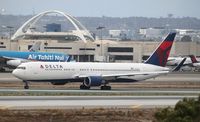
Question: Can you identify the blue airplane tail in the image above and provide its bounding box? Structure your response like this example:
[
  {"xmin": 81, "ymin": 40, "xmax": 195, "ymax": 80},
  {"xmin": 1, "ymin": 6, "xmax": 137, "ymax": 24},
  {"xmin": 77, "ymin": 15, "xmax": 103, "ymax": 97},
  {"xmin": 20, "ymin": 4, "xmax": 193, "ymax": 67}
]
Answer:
[{"xmin": 145, "ymin": 32, "xmax": 176, "ymax": 67}]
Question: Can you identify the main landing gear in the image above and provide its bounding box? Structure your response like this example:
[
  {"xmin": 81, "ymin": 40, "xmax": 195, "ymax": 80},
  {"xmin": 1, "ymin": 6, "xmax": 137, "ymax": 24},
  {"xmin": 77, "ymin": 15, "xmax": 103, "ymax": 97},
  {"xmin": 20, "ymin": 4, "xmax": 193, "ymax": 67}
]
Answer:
[
  {"xmin": 0, "ymin": 68, "xmax": 5, "ymax": 72},
  {"xmin": 79, "ymin": 84, "xmax": 111, "ymax": 90},
  {"xmin": 101, "ymin": 85, "xmax": 111, "ymax": 90},
  {"xmin": 80, "ymin": 84, "xmax": 90, "ymax": 90},
  {"xmin": 23, "ymin": 81, "xmax": 29, "ymax": 89}
]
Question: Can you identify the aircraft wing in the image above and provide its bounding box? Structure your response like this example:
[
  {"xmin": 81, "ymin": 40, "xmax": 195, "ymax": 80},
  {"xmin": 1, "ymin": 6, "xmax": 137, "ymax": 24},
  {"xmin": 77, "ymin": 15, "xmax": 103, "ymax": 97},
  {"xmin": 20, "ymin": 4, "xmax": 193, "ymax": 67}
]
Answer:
[
  {"xmin": 0, "ymin": 56, "xmax": 13, "ymax": 62},
  {"xmin": 0, "ymin": 56, "xmax": 18, "ymax": 68},
  {"xmin": 0, "ymin": 56, "xmax": 28, "ymax": 65},
  {"xmin": 0, "ymin": 56, "xmax": 22, "ymax": 61},
  {"xmin": 74, "ymin": 71, "xmax": 169, "ymax": 78}
]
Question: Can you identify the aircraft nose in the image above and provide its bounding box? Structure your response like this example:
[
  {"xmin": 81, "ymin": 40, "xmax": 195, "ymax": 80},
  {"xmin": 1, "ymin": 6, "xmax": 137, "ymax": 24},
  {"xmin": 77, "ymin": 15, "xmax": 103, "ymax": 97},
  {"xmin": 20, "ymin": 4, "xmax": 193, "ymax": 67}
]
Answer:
[
  {"xmin": 12, "ymin": 69, "xmax": 19, "ymax": 77},
  {"xmin": 12, "ymin": 69, "xmax": 23, "ymax": 79}
]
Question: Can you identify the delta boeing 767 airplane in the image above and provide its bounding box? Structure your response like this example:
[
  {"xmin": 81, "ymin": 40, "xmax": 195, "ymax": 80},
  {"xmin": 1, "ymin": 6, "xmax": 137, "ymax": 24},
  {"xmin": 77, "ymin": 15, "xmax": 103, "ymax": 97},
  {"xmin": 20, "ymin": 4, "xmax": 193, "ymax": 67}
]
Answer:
[{"xmin": 13, "ymin": 33, "xmax": 176, "ymax": 90}]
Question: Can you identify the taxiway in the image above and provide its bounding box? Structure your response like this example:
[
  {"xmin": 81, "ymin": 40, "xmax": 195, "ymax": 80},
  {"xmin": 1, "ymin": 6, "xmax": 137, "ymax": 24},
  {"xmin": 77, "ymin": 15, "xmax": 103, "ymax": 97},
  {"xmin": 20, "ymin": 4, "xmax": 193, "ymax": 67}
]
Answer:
[
  {"xmin": 0, "ymin": 72, "xmax": 199, "ymax": 110},
  {"xmin": 0, "ymin": 96, "xmax": 198, "ymax": 110}
]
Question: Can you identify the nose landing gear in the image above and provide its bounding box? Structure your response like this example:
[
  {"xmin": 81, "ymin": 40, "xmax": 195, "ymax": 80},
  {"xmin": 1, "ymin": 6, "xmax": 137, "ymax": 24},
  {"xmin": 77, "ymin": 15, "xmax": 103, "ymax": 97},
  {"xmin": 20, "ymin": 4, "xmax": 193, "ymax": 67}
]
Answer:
[{"xmin": 23, "ymin": 81, "xmax": 29, "ymax": 89}]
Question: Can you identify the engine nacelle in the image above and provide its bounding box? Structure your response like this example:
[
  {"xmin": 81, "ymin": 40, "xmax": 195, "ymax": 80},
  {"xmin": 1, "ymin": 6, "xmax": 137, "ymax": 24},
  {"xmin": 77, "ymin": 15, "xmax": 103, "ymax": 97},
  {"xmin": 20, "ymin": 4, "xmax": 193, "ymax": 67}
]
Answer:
[
  {"xmin": 6, "ymin": 60, "xmax": 22, "ymax": 67},
  {"xmin": 83, "ymin": 76, "xmax": 104, "ymax": 87}
]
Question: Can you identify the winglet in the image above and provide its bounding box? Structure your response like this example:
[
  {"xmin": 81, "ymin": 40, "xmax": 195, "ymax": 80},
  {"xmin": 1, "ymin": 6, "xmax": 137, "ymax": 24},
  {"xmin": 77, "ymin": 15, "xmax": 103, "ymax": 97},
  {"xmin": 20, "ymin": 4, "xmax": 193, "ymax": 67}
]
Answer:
[
  {"xmin": 67, "ymin": 56, "xmax": 71, "ymax": 62},
  {"xmin": 172, "ymin": 57, "xmax": 186, "ymax": 72},
  {"xmin": 145, "ymin": 32, "xmax": 176, "ymax": 67}
]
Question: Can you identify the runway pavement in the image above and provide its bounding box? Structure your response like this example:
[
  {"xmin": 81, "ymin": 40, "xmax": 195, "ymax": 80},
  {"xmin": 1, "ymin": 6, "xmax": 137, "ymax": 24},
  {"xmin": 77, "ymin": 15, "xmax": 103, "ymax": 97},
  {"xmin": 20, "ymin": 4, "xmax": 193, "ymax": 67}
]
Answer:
[
  {"xmin": 0, "ymin": 96, "xmax": 198, "ymax": 109},
  {"xmin": 0, "ymin": 72, "xmax": 21, "ymax": 82},
  {"xmin": 0, "ymin": 88, "xmax": 199, "ymax": 94},
  {"xmin": 146, "ymin": 72, "xmax": 200, "ymax": 82},
  {"xmin": 0, "ymin": 72, "xmax": 199, "ymax": 110}
]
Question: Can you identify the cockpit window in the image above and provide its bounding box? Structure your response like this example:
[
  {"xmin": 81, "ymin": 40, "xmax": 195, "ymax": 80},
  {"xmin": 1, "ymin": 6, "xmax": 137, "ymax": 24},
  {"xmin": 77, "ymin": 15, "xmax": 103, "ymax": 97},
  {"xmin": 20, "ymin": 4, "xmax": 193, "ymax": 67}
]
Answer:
[{"xmin": 17, "ymin": 67, "xmax": 26, "ymax": 70}]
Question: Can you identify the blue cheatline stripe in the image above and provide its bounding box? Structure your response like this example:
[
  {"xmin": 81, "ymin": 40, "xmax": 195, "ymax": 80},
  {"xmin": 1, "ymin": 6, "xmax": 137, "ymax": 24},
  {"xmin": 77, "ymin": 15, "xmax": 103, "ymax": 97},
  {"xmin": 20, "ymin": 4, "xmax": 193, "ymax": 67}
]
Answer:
[{"xmin": 0, "ymin": 51, "xmax": 70, "ymax": 62}]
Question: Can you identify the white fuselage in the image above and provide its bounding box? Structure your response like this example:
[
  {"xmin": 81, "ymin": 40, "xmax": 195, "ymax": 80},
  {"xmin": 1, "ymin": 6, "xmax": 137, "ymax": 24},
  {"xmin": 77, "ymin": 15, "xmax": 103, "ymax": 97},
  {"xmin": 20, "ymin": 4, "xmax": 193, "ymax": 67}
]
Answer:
[
  {"xmin": 13, "ymin": 62, "xmax": 169, "ymax": 82},
  {"xmin": 167, "ymin": 57, "xmax": 192, "ymax": 66},
  {"xmin": 193, "ymin": 62, "xmax": 200, "ymax": 68}
]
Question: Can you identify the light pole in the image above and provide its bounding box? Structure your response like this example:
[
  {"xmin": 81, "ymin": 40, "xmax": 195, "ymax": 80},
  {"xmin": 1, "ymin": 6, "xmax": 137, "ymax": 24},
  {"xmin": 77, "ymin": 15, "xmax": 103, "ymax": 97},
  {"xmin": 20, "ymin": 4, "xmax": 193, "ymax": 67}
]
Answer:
[
  {"xmin": 44, "ymin": 41, "xmax": 48, "ymax": 52},
  {"xmin": 96, "ymin": 26, "xmax": 105, "ymax": 40},
  {"xmin": 96, "ymin": 26, "xmax": 105, "ymax": 57}
]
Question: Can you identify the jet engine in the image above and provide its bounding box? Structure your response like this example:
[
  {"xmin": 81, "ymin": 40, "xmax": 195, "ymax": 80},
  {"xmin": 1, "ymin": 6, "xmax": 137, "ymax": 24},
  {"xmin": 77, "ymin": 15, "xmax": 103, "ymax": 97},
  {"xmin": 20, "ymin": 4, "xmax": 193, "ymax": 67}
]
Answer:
[
  {"xmin": 83, "ymin": 76, "xmax": 104, "ymax": 87},
  {"xmin": 6, "ymin": 60, "xmax": 22, "ymax": 67}
]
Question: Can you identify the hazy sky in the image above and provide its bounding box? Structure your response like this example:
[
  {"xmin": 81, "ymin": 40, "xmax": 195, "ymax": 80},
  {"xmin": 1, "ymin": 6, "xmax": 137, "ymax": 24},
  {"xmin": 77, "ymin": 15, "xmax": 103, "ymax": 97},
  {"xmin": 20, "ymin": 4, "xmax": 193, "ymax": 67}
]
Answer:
[{"xmin": 0, "ymin": 0, "xmax": 199, "ymax": 18}]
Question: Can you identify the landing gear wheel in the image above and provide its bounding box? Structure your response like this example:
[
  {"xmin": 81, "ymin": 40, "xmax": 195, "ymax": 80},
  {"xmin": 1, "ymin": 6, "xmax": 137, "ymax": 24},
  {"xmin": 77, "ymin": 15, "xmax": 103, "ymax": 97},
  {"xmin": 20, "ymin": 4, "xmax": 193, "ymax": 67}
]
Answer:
[
  {"xmin": 101, "ymin": 85, "xmax": 111, "ymax": 90},
  {"xmin": 24, "ymin": 85, "xmax": 29, "ymax": 89},
  {"xmin": 80, "ymin": 84, "xmax": 90, "ymax": 90},
  {"xmin": 23, "ymin": 81, "xmax": 29, "ymax": 89},
  {"xmin": 0, "ymin": 68, "xmax": 5, "ymax": 72}
]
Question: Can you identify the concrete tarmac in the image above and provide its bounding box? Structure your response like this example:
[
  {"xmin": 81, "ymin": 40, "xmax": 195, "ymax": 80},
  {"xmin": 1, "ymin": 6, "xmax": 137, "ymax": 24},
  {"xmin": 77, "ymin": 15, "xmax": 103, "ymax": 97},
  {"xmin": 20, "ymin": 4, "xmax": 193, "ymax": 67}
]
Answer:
[
  {"xmin": 0, "ymin": 88, "xmax": 199, "ymax": 94},
  {"xmin": 0, "ymin": 96, "xmax": 198, "ymax": 109},
  {"xmin": 0, "ymin": 73, "xmax": 20, "ymax": 82},
  {"xmin": 0, "ymin": 72, "xmax": 199, "ymax": 110}
]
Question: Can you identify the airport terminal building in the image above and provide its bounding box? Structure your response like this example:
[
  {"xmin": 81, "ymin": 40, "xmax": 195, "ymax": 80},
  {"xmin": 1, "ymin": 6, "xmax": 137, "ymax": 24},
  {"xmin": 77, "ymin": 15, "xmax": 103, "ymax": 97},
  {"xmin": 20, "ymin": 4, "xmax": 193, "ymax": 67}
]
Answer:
[
  {"xmin": 0, "ymin": 10, "xmax": 200, "ymax": 63},
  {"xmin": 0, "ymin": 38, "xmax": 200, "ymax": 63}
]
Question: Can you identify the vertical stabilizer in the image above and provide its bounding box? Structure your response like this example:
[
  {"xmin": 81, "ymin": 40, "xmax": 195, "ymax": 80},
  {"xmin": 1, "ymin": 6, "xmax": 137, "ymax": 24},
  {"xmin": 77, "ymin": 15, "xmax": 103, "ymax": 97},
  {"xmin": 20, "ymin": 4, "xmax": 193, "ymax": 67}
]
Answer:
[
  {"xmin": 189, "ymin": 55, "xmax": 198, "ymax": 63},
  {"xmin": 145, "ymin": 33, "xmax": 176, "ymax": 67}
]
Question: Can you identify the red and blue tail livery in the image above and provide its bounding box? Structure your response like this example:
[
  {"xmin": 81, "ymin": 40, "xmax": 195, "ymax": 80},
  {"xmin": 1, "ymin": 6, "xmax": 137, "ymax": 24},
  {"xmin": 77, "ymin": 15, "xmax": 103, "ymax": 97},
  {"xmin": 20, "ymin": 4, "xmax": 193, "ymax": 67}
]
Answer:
[
  {"xmin": 145, "ymin": 32, "xmax": 176, "ymax": 67},
  {"xmin": 189, "ymin": 55, "xmax": 198, "ymax": 63}
]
